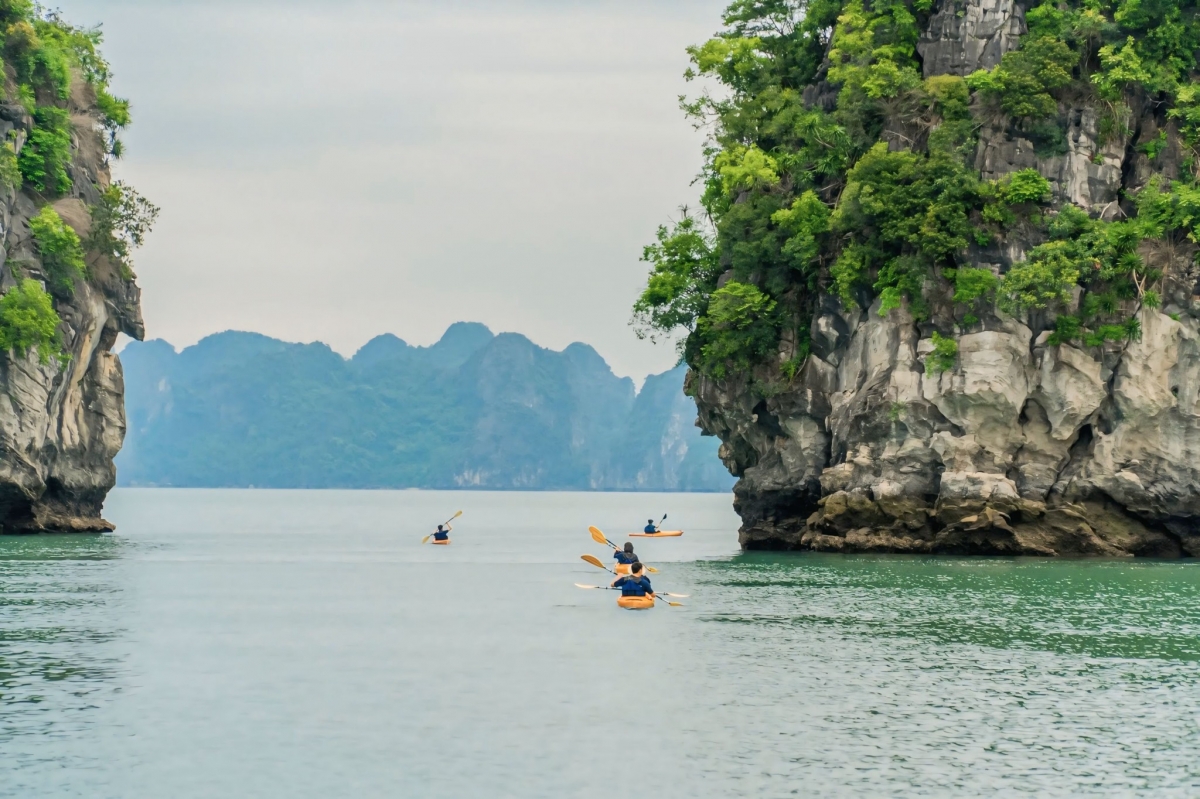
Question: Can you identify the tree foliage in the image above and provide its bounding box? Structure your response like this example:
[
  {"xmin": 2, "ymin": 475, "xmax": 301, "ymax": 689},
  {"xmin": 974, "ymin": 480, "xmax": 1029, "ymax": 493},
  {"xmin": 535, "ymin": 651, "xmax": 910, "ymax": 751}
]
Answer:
[
  {"xmin": 635, "ymin": 0, "xmax": 1200, "ymax": 384},
  {"xmin": 30, "ymin": 205, "xmax": 87, "ymax": 297},
  {"xmin": 925, "ymin": 331, "xmax": 957, "ymax": 375},
  {"xmin": 633, "ymin": 214, "xmax": 720, "ymax": 343},
  {"xmin": 0, "ymin": 278, "xmax": 64, "ymax": 365},
  {"xmin": 695, "ymin": 281, "xmax": 780, "ymax": 378},
  {"xmin": 967, "ymin": 37, "xmax": 1077, "ymax": 119},
  {"xmin": 18, "ymin": 105, "xmax": 71, "ymax": 194},
  {"xmin": 86, "ymin": 181, "xmax": 160, "ymax": 278}
]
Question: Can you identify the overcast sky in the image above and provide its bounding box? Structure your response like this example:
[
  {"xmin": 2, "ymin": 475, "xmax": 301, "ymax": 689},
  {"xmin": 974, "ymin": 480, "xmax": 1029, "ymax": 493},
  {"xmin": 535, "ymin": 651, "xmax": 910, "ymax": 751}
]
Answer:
[{"xmin": 54, "ymin": 0, "xmax": 728, "ymax": 380}]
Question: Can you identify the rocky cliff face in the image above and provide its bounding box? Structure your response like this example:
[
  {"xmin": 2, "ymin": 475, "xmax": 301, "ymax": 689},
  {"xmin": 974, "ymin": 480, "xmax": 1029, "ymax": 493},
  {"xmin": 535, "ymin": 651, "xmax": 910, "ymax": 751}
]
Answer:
[
  {"xmin": 0, "ymin": 78, "xmax": 143, "ymax": 533},
  {"xmin": 691, "ymin": 0, "xmax": 1200, "ymax": 557}
]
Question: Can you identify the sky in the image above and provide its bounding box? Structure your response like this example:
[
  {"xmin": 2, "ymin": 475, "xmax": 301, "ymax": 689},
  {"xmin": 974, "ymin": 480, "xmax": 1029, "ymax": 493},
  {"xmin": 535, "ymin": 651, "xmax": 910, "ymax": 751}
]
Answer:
[{"xmin": 55, "ymin": 0, "xmax": 730, "ymax": 380}]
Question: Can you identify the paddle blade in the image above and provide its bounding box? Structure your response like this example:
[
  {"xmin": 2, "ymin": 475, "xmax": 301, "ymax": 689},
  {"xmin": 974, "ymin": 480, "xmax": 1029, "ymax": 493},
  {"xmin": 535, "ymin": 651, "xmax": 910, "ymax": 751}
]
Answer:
[
  {"xmin": 661, "ymin": 513, "xmax": 668, "ymax": 522},
  {"xmin": 662, "ymin": 592, "xmax": 689, "ymax": 598},
  {"xmin": 421, "ymin": 535, "xmax": 431, "ymax": 544},
  {"xmin": 575, "ymin": 583, "xmax": 607, "ymax": 590},
  {"xmin": 588, "ymin": 526, "xmax": 609, "ymax": 546},
  {"xmin": 668, "ymin": 601, "xmax": 683, "ymax": 607},
  {"xmin": 581, "ymin": 554, "xmax": 606, "ymax": 569},
  {"xmin": 646, "ymin": 565, "xmax": 659, "ymax": 574}
]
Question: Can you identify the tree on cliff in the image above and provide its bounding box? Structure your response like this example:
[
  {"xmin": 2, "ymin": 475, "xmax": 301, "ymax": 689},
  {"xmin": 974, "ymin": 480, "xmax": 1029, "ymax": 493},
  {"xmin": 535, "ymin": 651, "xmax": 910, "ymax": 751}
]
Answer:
[
  {"xmin": 0, "ymin": 2, "xmax": 156, "ymax": 365},
  {"xmin": 634, "ymin": 0, "xmax": 1200, "ymax": 382}
]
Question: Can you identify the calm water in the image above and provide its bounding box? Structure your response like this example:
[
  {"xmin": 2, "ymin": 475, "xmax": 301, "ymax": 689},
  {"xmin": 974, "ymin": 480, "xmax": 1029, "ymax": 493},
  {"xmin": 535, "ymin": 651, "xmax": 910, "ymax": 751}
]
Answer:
[{"xmin": 2, "ymin": 489, "xmax": 1200, "ymax": 797}]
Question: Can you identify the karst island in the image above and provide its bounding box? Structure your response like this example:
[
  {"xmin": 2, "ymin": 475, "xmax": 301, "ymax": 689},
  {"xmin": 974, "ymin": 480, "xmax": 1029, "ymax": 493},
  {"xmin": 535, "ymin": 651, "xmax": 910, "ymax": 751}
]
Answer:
[{"xmin": 635, "ymin": 0, "xmax": 1200, "ymax": 556}]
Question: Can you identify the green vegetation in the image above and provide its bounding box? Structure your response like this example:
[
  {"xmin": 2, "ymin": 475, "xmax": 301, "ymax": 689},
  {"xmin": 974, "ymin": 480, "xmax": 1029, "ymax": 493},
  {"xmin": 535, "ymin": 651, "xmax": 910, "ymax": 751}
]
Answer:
[
  {"xmin": 831, "ymin": 143, "xmax": 980, "ymax": 316},
  {"xmin": 925, "ymin": 332, "xmax": 957, "ymax": 375},
  {"xmin": 18, "ymin": 105, "xmax": 70, "ymax": 194},
  {"xmin": 634, "ymin": 0, "xmax": 1200, "ymax": 385},
  {"xmin": 967, "ymin": 37, "xmax": 1076, "ymax": 119},
  {"xmin": 0, "ymin": 140, "xmax": 19, "ymax": 191},
  {"xmin": 30, "ymin": 205, "xmax": 86, "ymax": 297},
  {"xmin": 1, "ymin": 4, "xmax": 134, "ymax": 197},
  {"xmin": 86, "ymin": 181, "xmax": 160, "ymax": 278},
  {"xmin": 695, "ymin": 280, "xmax": 779, "ymax": 379},
  {"xmin": 0, "ymin": 4, "xmax": 154, "ymax": 365},
  {"xmin": 632, "ymin": 214, "xmax": 720, "ymax": 343},
  {"xmin": 0, "ymin": 278, "xmax": 64, "ymax": 365}
]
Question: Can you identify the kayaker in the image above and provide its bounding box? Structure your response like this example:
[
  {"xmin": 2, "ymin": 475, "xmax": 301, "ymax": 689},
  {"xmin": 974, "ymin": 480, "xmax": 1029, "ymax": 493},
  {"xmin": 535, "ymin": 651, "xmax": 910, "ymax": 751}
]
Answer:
[
  {"xmin": 613, "ymin": 542, "xmax": 637, "ymax": 565},
  {"xmin": 643, "ymin": 519, "xmax": 659, "ymax": 534},
  {"xmin": 611, "ymin": 562, "xmax": 653, "ymax": 598},
  {"xmin": 433, "ymin": 523, "xmax": 451, "ymax": 543}
]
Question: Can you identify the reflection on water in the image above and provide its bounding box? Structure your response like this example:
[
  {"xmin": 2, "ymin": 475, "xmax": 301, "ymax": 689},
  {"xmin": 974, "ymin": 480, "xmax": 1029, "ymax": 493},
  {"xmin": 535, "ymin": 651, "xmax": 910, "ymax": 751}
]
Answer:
[
  {"xmin": 680, "ymin": 552, "xmax": 1200, "ymax": 796},
  {"xmin": 0, "ymin": 535, "xmax": 125, "ymax": 741},
  {"xmin": 697, "ymin": 553, "xmax": 1200, "ymax": 661}
]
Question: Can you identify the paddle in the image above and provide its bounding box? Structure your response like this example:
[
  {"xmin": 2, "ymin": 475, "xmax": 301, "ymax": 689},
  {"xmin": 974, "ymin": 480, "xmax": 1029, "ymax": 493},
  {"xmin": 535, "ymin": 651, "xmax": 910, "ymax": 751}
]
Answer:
[
  {"xmin": 578, "ymin": 558, "xmax": 689, "ymax": 598},
  {"xmin": 587, "ymin": 527, "xmax": 659, "ymax": 573},
  {"xmin": 574, "ymin": 584, "xmax": 683, "ymax": 607},
  {"xmin": 422, "ymin": 510, "xmax": 463, "ymax": 544},
  {"xmin": 581, "ymin": 554, "xmax": 613, "ymax": 573}
]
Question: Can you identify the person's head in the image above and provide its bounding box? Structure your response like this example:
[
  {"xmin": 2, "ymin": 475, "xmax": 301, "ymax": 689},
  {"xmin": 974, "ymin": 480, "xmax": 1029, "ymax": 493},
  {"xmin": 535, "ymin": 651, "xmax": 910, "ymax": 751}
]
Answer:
[
  {"xmin": 647, "ymin": 519, "xmax": 653, "ymax": 524},
  {"xmin": 437, "ymin": 525, "xmax": 444, "ymax": 531},
  {"xmin": 632, "ymin": 562, "xmax": 644, "ymax": 575},
  {"xmin": 623, "ymin": 542, "xmax": 634, "ymax": 554}
]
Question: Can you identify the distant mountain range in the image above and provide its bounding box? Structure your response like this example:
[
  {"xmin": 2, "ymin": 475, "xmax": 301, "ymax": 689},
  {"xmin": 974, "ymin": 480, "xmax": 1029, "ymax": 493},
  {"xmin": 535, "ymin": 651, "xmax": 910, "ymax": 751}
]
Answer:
[{"xmin": 116, "ymin": 323, "xmax": 734, "ymax": 492}]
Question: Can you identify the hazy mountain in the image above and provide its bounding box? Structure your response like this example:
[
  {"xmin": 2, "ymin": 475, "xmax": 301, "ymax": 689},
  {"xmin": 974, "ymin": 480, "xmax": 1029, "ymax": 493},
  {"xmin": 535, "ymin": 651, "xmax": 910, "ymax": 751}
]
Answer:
[{"xmin": 117, "ymin": 323, "xmax": 733, "ymax": 492}]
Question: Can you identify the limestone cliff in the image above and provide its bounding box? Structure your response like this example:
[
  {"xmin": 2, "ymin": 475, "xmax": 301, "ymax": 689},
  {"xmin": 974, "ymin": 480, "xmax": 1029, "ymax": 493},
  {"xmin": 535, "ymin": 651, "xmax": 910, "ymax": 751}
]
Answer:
[
  {"xmin": 670, "ymin": 0, "xmax": 1200, "ymax": 556},
  {"xmin": 0, "ymin": 20, "xmax": 146, "ymax": 533}
]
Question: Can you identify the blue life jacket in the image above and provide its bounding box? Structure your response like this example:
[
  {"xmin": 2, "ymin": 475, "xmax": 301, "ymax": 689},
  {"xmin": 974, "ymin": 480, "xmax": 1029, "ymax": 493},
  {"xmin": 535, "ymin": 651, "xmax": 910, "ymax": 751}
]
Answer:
[
  {"xmin": 644, "ymin": 524, "xmax": 657, "ymax": 534},
  {"xmin": 433, "ymin": 529, "xmax": 449, "ymax": 540},
  {"xmin": 613, "ymin": 551, "xmax": 636, "ymax": 564},
  {"xmin": 613, "ymin": 575, "xmax": 652, "ymax": 597}
]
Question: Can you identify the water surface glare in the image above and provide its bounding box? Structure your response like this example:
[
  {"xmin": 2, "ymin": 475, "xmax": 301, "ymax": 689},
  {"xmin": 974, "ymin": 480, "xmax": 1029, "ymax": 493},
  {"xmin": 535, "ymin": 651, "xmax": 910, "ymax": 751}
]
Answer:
[{"xmin": 2, "ymin": 489, "xmax": 1199, "ymax": 797}]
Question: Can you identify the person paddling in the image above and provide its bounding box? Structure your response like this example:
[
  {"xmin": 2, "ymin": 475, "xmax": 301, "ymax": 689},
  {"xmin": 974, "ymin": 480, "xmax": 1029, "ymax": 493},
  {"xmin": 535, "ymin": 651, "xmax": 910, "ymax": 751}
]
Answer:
[
  {"xmin": 643, "ymin": 518, "xmax": 660, "ymax": 535},
  {"xmin": 613, "ymin": 542, "xmax": 638, "ymax": 572},
  {"xmin": 611, "ymin": 561, "xmax": 653, "ymax": 598},
  {"xmin": 432, "ymin": 522, "xmax": 452, "ymax": 543}
]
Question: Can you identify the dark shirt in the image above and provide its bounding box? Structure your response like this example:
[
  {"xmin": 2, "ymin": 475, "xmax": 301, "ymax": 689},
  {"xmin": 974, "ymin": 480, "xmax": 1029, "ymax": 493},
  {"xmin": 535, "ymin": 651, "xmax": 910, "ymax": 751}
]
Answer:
[
  {"xmin": 613, "ymin": 575, "xmax": 653, "ymax": 597},
  {"xmin": 643, "ymin": 524, "xmax": 658, "ymax": 534},
  {"xmin": 613, "ymin": 551, "xmax": 637, "ymax": 564},
  {"xmin": 433, "ymin": 530, "xmax": 449, "ymax": 541}
]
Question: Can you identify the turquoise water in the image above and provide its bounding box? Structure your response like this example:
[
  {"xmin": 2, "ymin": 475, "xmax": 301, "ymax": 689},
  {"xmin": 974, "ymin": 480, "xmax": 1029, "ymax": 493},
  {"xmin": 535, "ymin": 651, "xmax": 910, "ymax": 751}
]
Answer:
[{"xmin": 3, "ymin": 489, "xmax": 1200, "ymax": 797}]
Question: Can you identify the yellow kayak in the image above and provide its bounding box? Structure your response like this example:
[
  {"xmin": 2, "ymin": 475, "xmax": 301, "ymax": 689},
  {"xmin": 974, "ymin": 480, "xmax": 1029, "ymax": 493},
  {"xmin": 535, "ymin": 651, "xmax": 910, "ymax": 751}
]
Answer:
[
  {"xmin": 431, "ymin": 539, "xmax": 451, "ymax": 545},
  {"xmin": 628, "ymin": 531, "xmax": 683, "ymax": 537},
  {"xmin": 617, "ymin": 595, "xmax": 655, "ymax": 610}
]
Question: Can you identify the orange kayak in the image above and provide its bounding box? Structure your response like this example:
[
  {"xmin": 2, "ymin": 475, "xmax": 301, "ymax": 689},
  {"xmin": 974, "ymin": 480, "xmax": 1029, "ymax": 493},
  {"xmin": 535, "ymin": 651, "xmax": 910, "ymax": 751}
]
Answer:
[
  {"xmin": 614, "ymin": 562, "xmax": 632, "ymax": 574},
  {"xmin": 617, "ymin": 594, "xmax": 655, "ymax": 610},
  {"xmin": 431, "ymin": 539, "xmax": 451, "ymax": 545},
  {"xmin": 628, "ymin": 531, "xmax": 683, "ymax": 538}
]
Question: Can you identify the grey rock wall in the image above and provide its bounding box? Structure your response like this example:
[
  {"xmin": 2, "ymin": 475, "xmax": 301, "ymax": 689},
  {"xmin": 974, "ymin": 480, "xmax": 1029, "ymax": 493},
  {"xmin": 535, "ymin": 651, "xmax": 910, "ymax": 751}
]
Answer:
[{"xmin": 918, "ymin": 0, "xmax": 1025, "ymax": 78}]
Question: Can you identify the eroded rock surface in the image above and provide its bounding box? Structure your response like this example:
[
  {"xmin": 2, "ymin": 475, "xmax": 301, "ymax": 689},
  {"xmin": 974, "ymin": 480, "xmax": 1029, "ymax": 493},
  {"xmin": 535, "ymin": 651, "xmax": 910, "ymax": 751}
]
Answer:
[
  {"xmin": 0, "ymin": 80, "xmax": 143, "ymax": 534},
  {"xmin": 697, "ymin": 294, "xmax": 1200, "ymax": 556},
  {"xmin": 918, "ymin": 0, "xmax": 1025, "ymax": 78}
]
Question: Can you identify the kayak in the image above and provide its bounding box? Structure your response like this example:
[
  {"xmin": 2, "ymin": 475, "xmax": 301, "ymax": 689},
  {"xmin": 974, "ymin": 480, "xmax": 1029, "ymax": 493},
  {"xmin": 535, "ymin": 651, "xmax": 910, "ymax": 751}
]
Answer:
[
  {"xmin": 614, "ymin": 562, "xmax": 632, "ymax": 575},
  {"xmin": 629, "ymin": 531, "xmax": 684, "ymax": 537},
  {"xmin": 431, "ymin": 539, "xmax": 451, "ymax": 545},
  {"xmin": 617, "ymin": 595, "xmax": 655, "ymax": 610}
]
